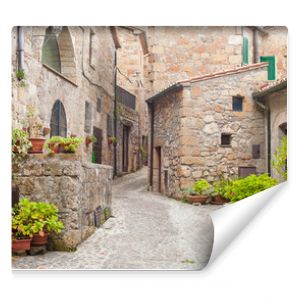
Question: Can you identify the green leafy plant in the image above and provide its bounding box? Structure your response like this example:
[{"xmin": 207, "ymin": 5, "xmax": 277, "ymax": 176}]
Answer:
[
  {"xmin": 108, "ymin": 136, "xmax": 117, "ymax": 144},
  {"xmin": 212, "ymin": 178, "xmax": 232, "ymax": 198},
  {"xmin": 224, "ymin": 174, "xmax": 278, "ymax": 203},
  {"xmin": 12, "ymin": 128, "xmax": 32, "ymax": 165},
  {"xmin": 44, "ymin": 136, "xmax": 64, "ymax": 154},
  {"xmin": 272, "ymin": 136, "xmax": 287, "ymax": 180},
  {"xmin": 12, "ymin": 198, "xmax": 64, "ymax": 239},
  {"xmin": 192, "ymin": 179, "xmax": 211, "ymax": 195},
  {"xmin": 21, "ymin": 104, "xmax": 43, "ymax": 137},
  {"xmin": 16, "ymin": 69, "xmax": 25, "ymax": 81},
  {"xmin": 85, "ymin": 135, "xmax": 97, "ymax": 146},
  {"xmin": 61, "ymin": 137, "xmax": 82, "ymax": 153}
]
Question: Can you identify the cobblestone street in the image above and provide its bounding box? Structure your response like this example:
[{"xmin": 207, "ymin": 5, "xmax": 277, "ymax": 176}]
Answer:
[{"xmin": 12, "ymin": 168, "xmax": 220, "ymax": 270}]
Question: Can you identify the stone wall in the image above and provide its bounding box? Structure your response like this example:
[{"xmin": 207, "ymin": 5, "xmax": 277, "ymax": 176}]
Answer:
[
  {"xmin": 178, "ymin": 66, "xmax": 269, "ymax": 192},
  {"xmin": 13, "ymin": 155, "xmax": 113, "ymax": 251},
  {"xmin": 12, "ymin": 26, "xmax": 116, "ymax": 166},
  {"xmin": 151, "ymin": 90, "xmax": 183, "ymax": 195},
  {"xmin": 150, "ymin": 65, "xmax": 269, "ymax": 198}
]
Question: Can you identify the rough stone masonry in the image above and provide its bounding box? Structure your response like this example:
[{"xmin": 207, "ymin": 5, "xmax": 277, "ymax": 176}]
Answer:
[{"xmin": 13, "ymin": 154, "xmax": 113, "ymax": 251}]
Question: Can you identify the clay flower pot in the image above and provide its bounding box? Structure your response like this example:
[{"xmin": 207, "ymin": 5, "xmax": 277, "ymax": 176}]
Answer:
[
  {"xmin": 187, "ymin": 195, "xmax": 210, "ymax": 204},
  {"xmin": 12, "ymin": 238, "xmax": 32, "ymax": 253},
  {"xmin": 28, "ymin": 137, "xmax": 45, "ymax": 153},
  {"xmin": 211, "ymin": 194, "xmax": 229, "ymax": 205},
  {"xmin": 31, "ymin": 233, "xmax": 49, "ymax": 247}
]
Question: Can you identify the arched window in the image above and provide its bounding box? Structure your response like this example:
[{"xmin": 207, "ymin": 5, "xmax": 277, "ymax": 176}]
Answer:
[
  {"xmin": 42, "ymin": 27, "xmax": 61, "ymax": 72},
  {"xmin": 50, "ymin": 100, "xmax": 67, "ymax": 137}
]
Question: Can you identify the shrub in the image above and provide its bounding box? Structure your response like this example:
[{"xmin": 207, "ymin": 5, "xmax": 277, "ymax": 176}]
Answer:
[
  {"xmin": 272, "ymin": 136, "xmax": 287, "ymax": 180},
  {"xmin": 224, "ymin": 174, "xmax": 278, "ymax": 203},
  {"xmin": 44, "ymin": 136, "xmax": 64, "ymax": 154},
  {"xmin": 192, "ymin": 179, "xmax": 211, "ymax": 195}
]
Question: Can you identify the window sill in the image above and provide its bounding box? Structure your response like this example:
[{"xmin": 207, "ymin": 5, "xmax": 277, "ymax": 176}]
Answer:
[
  {"xmin": 220, "ymin": 145, "xmax": 232, "ymax": 148},
  {"xmin": 43, "ymin": 64, "xmax": 78, "ymax": 87}
]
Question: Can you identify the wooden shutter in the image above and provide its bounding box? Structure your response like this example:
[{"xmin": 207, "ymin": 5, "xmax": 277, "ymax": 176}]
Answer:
[
  {"xmin": 260, "ymin": 56, "xmax": 276, "ymax": 80},
  {"xmin": 243, "ymin": 37, "xmax": 249, "ymax": 64}
]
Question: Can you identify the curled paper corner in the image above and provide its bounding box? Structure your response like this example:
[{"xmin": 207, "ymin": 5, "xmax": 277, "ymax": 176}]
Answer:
[{"xmin": 205, "ymin": 182, "xmax": 287, "ymax": 268}]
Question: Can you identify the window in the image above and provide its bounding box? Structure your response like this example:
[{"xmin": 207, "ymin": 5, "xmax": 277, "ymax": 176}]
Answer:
[
  {"xmin": 96, "ymin": 97, "xmax": 102, "ymax": 113},
  {"xmin": 242, "ymin": 36, "xmax": 249, "ymax": 65},
  {"xmin": 89, "ymin": 29, "xmax": 95, "ymax": 68},
  {"xmin": 232, "ymin": 96, "xmax": 243, "ymax": 112},
  {"xmin": 252, "ymin": 144, "xmax": 261, "ymax": 159},
  {"xmin": 238, "ymin": 167, "xmax": 257, "ymax": 178},
  {"xmin": 42, "ymin": 27, "xmax": 61, "ymax": 72},
  {"xmin": 260, "ymin": 56, "xmax": 276, "ymax": 80},
  {"xmin": 84, "ymin": 101, "xmax": 92, "ymax": 134},
  {"xmin": 50, "ymin": 100, "xmax": 67, "ymax": 137},
  {"xmin": 221, "ymin": 133, "xmax": 231, "ymax": 146}
]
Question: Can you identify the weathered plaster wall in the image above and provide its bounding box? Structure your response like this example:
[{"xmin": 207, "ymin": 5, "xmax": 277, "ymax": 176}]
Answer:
[
  {"xmin": 13, "ymin": 155, "xmax": 113, "ymax": 250},
  {"xmin": 11, "ymin": 26, "xmax": 115, "ymax": 165}
]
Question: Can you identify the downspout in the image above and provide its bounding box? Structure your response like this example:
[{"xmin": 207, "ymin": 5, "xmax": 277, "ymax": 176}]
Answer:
[
  {"xmin": 113, "ymin": 50, "xmax": 118, "ymax": 178},
  {"xmin": 149, "ymin": 102, "xmax": 154, "ymax": 191},
  {"xmin": 17, "ymin": 26, "xmax": 24, "ymax": 71}
]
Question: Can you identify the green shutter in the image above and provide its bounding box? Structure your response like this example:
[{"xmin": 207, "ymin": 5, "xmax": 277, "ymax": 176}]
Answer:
[
  {"xmin": 242, "ymin": 37, "xmax": 249, "ymax": 64},
  {"xmin": 92, "ymin": 151, "xmax": 96, "ymax": 163},
  {"xmin": 260, "ymin": 56, "xmax": 276, "ymax": 80}
]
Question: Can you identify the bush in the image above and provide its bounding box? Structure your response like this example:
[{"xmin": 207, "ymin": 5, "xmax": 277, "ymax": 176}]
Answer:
[
  {"xmin": 192, "ymin": 179, "xmax": 211, "ymax": 195},
  {"xmin": 61, "ymin": 137, "xmax": 82, "ymax": 153},
  {"xmin": 224, "ymin": 174, "xmax": 278, "ymax": 203},
  {"xmin": 12, "ymin": 128, "xmax": 32, "ymax": 165},
  {"xmin": 272, "ymin": 136, "xmax": 287, "ymax": 180}
]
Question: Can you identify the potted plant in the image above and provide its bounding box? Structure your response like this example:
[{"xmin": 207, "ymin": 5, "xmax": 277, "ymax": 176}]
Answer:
[
  {"xmin": 108, "ymin": 136, "xmax": 116, "ymax": 145},
  {"xmin": 29, "ymin": 201, "xmax": 64, "ymax": 247},
  {"xmin": 85, "ymin": 135, "xmax": 97, "ymax": 147},
  {"xmin": 61, "ymin": 137, "xmax": 83, "ymax": 153},
  {"xmin": 185, "ymin": 179, "xmax": 211, "ymax": 204},
  {"xmin": 12, "ymin": 128, "xmax": 32, "ymax": 165},
  {"xmin": 44, "ymin": 136, "xmax": 64, "ymax": 154},
  {"xmin": 12, "ymin": 198, "xmax": 34, "ymax": 253},
  {"xmin": 210, "ymin": 178, "xmax": 231, "ymax": 205},
  {"xmin": 21, "ymin": 104, "xmax": 45, "ymax": 153}
]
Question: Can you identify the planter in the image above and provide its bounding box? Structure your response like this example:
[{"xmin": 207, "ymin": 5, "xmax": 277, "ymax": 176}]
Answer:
[
  {"xmin": 48, "ymin": 144, "xmax": 62, "ymax": 154},
  {"xmin": 187, "ymin": 195, "xmax": 210, "ymax": 204},
  {"xmin": 31, "ymin": 233, "xmax": 49, "ymax": 247},
  {"xmin": 211, "ymin": 195, "xmax": 229, "ymax": 205},
  {"xmin": 29, "ymin": 137, "xmax": 45, "ymax": 153},
  {"xmin": 12, "ymin": 238, "xmax": 31, "ymax": 253}
]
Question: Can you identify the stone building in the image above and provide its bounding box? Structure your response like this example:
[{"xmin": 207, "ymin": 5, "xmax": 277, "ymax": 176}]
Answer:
[{"xmin": 145, "ymin": 26, "xmax": 287, "ymax": 197}]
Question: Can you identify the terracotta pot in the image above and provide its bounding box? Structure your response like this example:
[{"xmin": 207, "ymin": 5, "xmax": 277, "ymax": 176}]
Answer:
[
  {"xmin": 12, "ymin": 238, "xmax": 31, "ymax": 252},
  {"xmin": 187, "ymin": 195, "xmax": 210, "ymax": 204},
  {"xmin": 211, "ymin": 194, "xmax": 229, "ymax": 205},
  {"xmin": 31, "ymin": 233, "xmax": 49, "ymax": 247},
  {"xmin": 29, "ymin": 137, "xmax": 45, "ymax": 153},
  {"xmin": 85, "ymin": 138, "xmax": 92, "ymax": 147},
  {"xmin": 48, "ymin": 144, "xmax": 61, "ymax": 153}
]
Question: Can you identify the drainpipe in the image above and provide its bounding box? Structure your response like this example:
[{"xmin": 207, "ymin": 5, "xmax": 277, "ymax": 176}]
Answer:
[
  {"xmin": 17, "ymin": 26, "xmax": 24, "ymax": 71},
  {"xmin": 113, "ymin": 50, "xmax": 118, "ymax": 178},
  {"xmin": 149, "ymin": 102, "xmax": 154, "ymax": 190}
]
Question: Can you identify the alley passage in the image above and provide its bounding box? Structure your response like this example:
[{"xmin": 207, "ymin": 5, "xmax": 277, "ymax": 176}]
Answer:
[{"xmin": 12, "ymin": 168, "xmax": 219, "ymax": 270}]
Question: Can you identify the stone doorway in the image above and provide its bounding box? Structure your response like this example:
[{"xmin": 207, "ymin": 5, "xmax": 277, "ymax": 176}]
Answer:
[{"xmin": 122, "ymin": 125, "xmax": 130, "ymax": 172}]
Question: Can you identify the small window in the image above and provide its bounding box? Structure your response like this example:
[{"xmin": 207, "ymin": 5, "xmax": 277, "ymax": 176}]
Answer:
[
  {"xmin": 92, "ymin": 127, "xmax": 102, "ymax": 164},
  {"xmin": 232, "ymin": 96, "xmax": 243, "ymax": 112},
  {"xmin": 260, "ymin": 56, "xmax": 276, "ymax": 80},
  {"xmin": 243, "ymin": 36, "xmax": 249, "ymax": 65},
  {"xmin": 238, "ymin": 167, "xmax": 257, "ymax": 178},
  {"xmin": 252, "ymin": 144, "xmax": 261, "ymax": 159},
  {"xmin": 96, "ymin": 97, "xmax": 102, "ymax": 113},
  {"xmin": 84, "ymin": 101, "xmax": 92, "ymax": 134},
  {"xmin": 221, "ymin": 133, "xmax": 231, "ymax": 146}
]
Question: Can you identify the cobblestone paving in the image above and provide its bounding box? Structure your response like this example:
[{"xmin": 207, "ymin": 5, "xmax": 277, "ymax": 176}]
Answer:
[{"xmin": 12, "ymin": 168, "xmax": 221, "ymax": 270}]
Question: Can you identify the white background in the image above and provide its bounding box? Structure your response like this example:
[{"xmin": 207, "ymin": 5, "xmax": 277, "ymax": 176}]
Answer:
[{"xmin": 0, "ymin": 1, "xmax": 299, "ymax": 299}]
